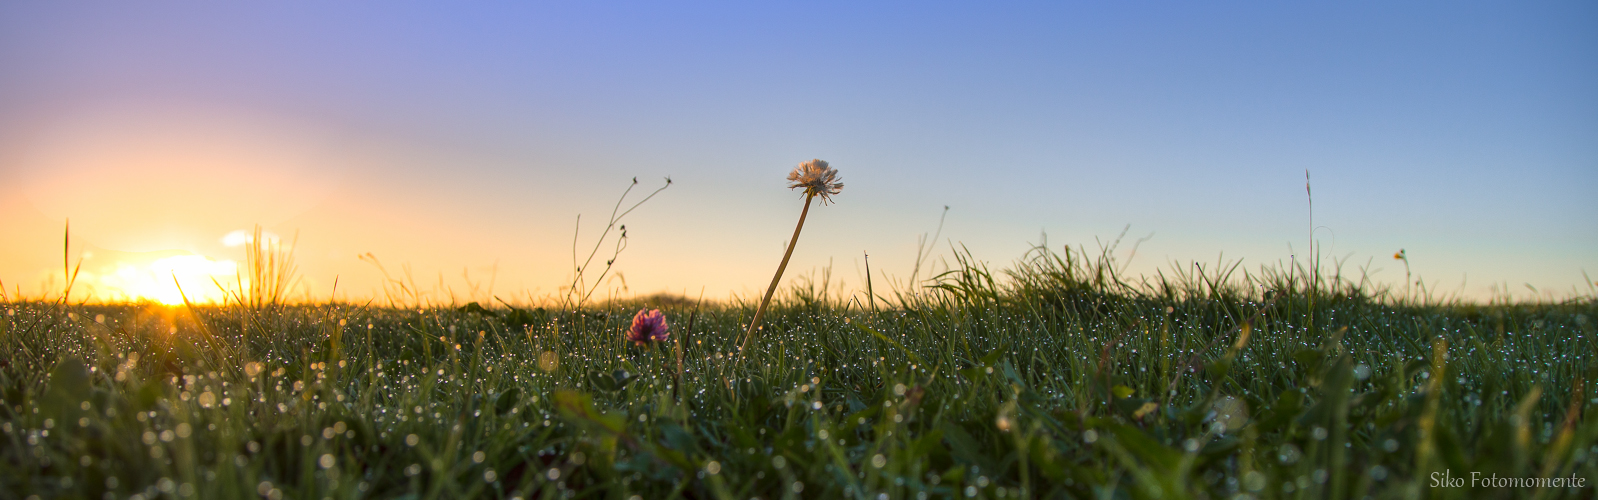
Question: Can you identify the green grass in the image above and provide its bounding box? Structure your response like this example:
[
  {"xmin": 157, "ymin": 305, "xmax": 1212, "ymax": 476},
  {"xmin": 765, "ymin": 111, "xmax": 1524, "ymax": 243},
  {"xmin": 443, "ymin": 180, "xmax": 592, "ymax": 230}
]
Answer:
[{"xmin": 2, "ymin": 244, "xmax": 1594, "ymax": 499}]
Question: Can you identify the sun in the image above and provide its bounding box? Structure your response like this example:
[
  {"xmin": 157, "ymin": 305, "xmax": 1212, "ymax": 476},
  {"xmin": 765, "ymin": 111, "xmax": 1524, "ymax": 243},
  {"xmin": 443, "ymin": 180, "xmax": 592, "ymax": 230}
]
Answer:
[{"xmin": 96, "ymin": 255, "xmax": 239, "ymax": 305}]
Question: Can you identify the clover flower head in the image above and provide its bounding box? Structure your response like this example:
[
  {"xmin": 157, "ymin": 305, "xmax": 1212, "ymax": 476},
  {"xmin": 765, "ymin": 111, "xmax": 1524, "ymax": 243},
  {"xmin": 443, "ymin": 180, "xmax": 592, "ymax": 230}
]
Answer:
[
  {"xmin": 787, "ymin": 159, "xmax": 843, "ymax": 204},
  {"xmin": 626, "ymin": 309, "xmax": 669, "ymax": 345}
]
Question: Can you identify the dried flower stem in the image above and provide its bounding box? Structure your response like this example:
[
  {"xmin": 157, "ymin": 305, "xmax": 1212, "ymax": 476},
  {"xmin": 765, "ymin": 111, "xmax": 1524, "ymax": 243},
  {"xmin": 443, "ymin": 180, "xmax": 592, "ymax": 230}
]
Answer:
[{"xmin": 739, "ymin": 191, "xmax": 815, "ymax": 355}]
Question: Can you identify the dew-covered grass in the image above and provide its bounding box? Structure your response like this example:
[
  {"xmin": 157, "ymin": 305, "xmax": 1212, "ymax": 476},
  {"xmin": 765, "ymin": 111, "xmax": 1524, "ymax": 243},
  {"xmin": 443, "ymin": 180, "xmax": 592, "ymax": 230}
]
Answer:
[{"xmin": 2, "ymin": 246, "xmax": 1595, "ymax": 499}]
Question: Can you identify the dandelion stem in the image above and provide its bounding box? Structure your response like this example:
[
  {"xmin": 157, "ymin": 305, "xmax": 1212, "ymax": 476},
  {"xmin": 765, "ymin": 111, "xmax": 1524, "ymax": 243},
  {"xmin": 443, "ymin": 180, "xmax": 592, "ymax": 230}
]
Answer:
[{"xmin": 740, "ymin": 191, "xmax": 815, "ymax": 356}]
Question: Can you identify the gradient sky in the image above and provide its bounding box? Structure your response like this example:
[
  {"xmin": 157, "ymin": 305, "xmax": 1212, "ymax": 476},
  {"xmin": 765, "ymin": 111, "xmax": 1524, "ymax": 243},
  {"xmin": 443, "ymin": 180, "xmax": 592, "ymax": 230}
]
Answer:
[{"xmin": 1, "ymin": 2, "xmax": 1594, "ymax": 304}]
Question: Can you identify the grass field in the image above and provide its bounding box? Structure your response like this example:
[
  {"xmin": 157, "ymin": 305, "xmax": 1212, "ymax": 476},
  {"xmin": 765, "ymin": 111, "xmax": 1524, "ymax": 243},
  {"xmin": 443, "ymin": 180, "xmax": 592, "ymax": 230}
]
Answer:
[{"xmin": 2, "ymin": 244, "xmax": 1594, "ymax": 499}]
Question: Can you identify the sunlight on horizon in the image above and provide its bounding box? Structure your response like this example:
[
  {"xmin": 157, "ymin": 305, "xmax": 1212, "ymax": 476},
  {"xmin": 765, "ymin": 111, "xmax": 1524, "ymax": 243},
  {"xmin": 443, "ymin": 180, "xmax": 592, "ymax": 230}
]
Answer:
[{"xmin": 92, "ymin": 252, "xmax": 238, "ymax": 303}]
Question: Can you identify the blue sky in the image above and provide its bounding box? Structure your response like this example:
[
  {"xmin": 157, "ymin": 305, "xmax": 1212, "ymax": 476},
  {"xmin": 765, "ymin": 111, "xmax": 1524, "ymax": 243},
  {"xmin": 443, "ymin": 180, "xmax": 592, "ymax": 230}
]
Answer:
[{"xmin": 1, "ymin": 2, "xmax": 1593, "ymax": 303}]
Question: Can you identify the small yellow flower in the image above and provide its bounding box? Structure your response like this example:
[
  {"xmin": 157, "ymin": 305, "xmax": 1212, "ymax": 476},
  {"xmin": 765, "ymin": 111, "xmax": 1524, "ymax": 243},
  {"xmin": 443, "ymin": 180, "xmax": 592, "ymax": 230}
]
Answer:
[
  {"xmin": 787, "ymin": 159, "xmax": 843, "ymax": 204},
  {"xmin": 1393, "ymin": 249, "xmax": 1406, "ymax": 260}
]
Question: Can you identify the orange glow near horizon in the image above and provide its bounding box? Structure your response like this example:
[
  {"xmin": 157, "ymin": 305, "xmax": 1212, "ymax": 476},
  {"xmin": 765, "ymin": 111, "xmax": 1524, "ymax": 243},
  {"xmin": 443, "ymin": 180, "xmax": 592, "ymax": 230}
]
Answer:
[{"xmin": 9, "ymin": 108, "xmax": 347, "ymax": 254}]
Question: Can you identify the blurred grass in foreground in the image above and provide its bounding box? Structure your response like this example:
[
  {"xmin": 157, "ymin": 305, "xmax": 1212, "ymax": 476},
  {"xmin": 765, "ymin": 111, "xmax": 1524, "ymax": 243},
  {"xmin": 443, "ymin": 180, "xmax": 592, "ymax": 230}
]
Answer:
[{"xmin": 1, "ymin": 244, "xmax": 1594, "ymax": 499}]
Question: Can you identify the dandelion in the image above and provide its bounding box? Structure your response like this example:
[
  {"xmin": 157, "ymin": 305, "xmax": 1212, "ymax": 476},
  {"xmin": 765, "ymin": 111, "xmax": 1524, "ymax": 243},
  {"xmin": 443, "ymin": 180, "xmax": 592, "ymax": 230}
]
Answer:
[
  {"xmin": 626, "ymin": 309, "xmax": 669, "ymax": 345},
  {"xmin": 739, "ymin": 159, "xmax": 843, "ymax": 355},
  {"xmin": 787, "ymin": 159, "xmax": 844, "ymax": 205}
]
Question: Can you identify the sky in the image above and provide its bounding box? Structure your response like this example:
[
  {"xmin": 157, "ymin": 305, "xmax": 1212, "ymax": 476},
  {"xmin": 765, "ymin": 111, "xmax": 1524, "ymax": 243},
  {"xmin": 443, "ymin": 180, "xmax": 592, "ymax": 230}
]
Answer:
[{"xmin": 0, "ymin": 1, "xmax": 1594, "ymax": 305}]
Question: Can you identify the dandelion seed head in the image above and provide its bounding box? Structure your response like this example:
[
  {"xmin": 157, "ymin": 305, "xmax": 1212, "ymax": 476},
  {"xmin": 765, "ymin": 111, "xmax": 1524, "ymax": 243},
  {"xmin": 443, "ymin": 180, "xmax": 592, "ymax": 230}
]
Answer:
[{"xmin": 787, "ymin": 159, "xmax": 843, "ymax": 204}]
